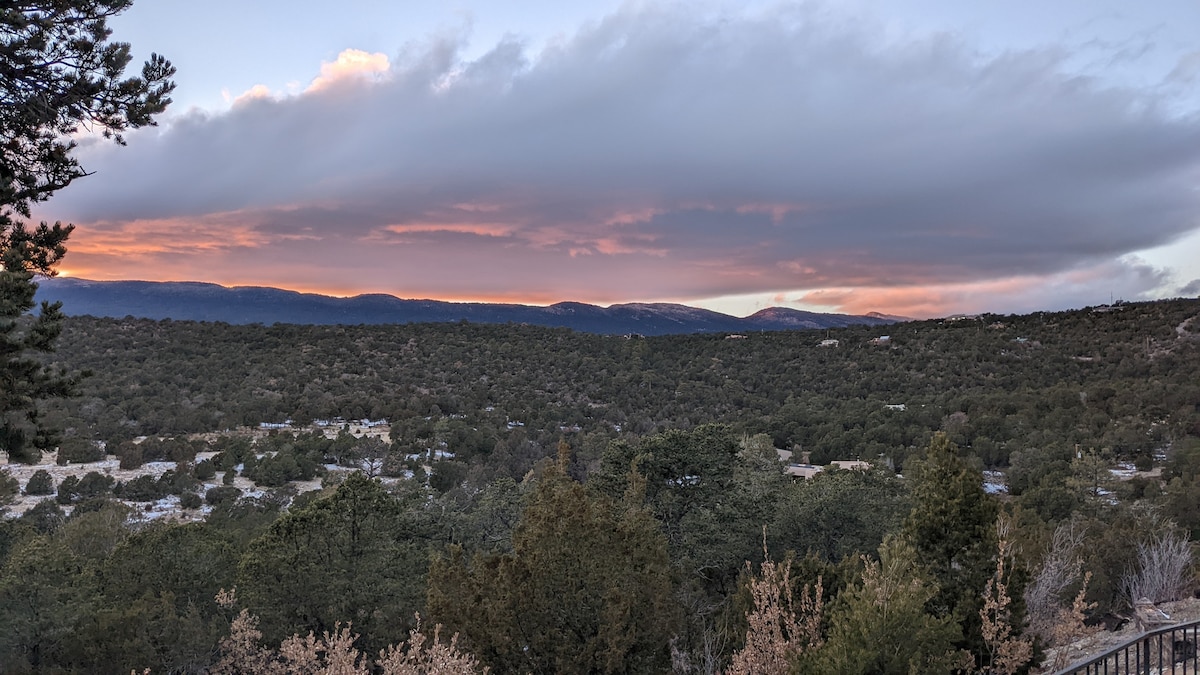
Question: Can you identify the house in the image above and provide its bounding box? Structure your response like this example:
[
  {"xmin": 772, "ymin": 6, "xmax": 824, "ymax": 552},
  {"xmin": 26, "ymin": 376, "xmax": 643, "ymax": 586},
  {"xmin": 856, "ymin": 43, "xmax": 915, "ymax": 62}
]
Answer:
[
  {"xmin": 786, "ymin": 464, "xmax": 825, "ymax": 479},
  {"xmin": 829, "ymin": 460, "xmax": 871, "ymax": 471},
  {"xmin": 776, "ymin": 448, "xmax": 869, "ymax": 479},
  {"xmin": 819, "ymin": 339, "xmax": 839, "ymax": 347},
  {"xmin": 884, "ymin": 403, "xmax": 906, "ymax": 411},
  {"xmin": 869, "ymin": 335, "xmax": 891, "ymax": 345}
]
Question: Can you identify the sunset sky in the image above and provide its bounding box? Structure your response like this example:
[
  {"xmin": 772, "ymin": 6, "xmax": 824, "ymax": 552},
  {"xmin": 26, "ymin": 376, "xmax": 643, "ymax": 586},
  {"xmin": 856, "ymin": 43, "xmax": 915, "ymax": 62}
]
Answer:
[{"xmin": 33, "ymin": 0, "xmax": 1200, "ymax": 318}]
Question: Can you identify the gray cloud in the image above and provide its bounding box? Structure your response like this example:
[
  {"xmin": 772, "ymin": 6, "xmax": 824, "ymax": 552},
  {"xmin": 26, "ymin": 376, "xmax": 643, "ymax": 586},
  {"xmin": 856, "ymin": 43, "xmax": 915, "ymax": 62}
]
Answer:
[{"xmin": 44, "ymin": 3, "xmax": 1200, "ymax": 307}]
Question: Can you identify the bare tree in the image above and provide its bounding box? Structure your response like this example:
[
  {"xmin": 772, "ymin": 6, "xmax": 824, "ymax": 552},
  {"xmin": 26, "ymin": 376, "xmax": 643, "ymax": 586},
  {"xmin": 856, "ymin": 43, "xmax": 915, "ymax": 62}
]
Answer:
[
  {"xmin": 979, "ymin": 517, "xmax": 1033, "ymax": 675},
  {"xmin": 1120, "ymin": 530, "xmax": 1193, "ymax": 607},
  {"xmin": 725, "ymin": 533, "xmax": 823, "ymax": 675},
  {"xmin": 1024, "ymin": 519, "xmax": 1087, "ymax": 644}
]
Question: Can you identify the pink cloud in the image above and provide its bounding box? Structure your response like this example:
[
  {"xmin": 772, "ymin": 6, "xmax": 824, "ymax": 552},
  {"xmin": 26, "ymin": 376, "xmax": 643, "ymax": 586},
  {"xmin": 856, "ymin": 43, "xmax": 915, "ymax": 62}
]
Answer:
[
  {"xmin": 34, "ymin": 4, "xmax": 1199, "ymax": 316},
  {"xmin": 380, "ymin": 222, "xmax": 517, "ymax": 238},
  {"xmin": 796, "ymin": 259, "xmax": 1168, "ymax": 317},
  {"xmin": 306, "ymin": 49, "xmax": 390, "ymax": 92}
]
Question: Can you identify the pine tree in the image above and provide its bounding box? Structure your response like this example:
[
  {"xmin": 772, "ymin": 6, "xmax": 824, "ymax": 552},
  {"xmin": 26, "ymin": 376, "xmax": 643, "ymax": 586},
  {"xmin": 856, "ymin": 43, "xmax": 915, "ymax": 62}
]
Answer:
[
  {"xmin": 901, "ymin": 432, "xmax": 1005, "ymax": 666},
  {"xmin": 813, "ymin": 537, "xmax": 971, "ymax": 675},
  {"xmin": 1, "ymin": 1, "xmax": 174, "ymax": 463},
  {"xmin": 236, "ymin": 473, "xmax": 431, "ymax": 654},
  {"xmin": 428, "ymin": 446, "xmax": 677, "ymax": 673}
]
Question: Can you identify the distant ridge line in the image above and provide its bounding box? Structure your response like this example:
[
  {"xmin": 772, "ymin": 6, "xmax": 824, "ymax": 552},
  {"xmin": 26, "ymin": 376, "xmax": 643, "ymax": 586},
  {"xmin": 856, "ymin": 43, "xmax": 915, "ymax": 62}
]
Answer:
[{"xmin": 35, "ymin": 278, "xmax": 900, "ymax": 336}]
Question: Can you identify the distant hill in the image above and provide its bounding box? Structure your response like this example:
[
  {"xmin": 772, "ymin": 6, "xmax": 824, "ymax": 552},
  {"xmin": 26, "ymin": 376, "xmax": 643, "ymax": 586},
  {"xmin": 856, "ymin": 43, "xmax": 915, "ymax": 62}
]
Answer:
[{"xmin": 34, "ymin": 278, "xmax": 898, "ymax": 335}]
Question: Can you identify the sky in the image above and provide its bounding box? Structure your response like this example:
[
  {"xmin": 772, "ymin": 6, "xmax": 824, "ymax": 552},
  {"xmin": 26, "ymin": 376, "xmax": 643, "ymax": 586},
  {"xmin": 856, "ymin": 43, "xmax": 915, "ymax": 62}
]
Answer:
[{"xmin": 32, "ymin": 0, "xmax": 1200, "ymax": 318}]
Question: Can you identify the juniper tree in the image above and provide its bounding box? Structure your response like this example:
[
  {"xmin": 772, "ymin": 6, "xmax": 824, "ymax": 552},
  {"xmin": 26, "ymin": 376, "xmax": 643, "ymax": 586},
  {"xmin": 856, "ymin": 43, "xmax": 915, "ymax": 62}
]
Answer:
[
  {"xmin": 902, "ymin": 432, "xmax": 1026, "ymax": 668},
  {"xmin": 1, "ymin": 1, "xmax": 174, "ymax": 462},
  {"xmin": 428, "ymin": 446, "xmax": 677, "ymax": 673}
]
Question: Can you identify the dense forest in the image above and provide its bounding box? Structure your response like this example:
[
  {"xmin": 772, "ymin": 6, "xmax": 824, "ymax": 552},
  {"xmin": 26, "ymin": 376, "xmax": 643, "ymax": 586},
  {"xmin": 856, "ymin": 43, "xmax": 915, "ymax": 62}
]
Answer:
[{"xmin": 1, "ymin": 299, "xmax": 1199, "ymax": 673}]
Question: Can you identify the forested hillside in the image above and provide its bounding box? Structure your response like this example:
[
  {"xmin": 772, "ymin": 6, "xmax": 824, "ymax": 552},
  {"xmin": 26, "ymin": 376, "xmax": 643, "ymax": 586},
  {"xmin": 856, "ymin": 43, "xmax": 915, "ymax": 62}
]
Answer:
[
  {"xmin": 41, "ymin": 298, "xmax": 1200, "ymax": 473},
  {"xmin": 1, "ymin": 299, "xmax": 1198, "ymax": 673}
]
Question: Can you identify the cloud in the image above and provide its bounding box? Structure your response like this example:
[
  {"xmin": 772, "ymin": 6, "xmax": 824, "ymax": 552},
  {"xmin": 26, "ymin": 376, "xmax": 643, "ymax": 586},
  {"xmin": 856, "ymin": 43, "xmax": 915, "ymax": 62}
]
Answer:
[
  {"xmin": 38, "ymin": 3, "xmax": 1200, "ymax": 314},
  {"xmin": 306, "ymin": 49, "xmax": 391, "ymax": 92},
  {"xmin": 1180, "ymin": 278, "xmax": 1200, "ymax": 296},
  {"xmin": 796, "ymin": 257, "xmax": 1171, "ymax": 317},
  {"xmin": 232, "ymin": 84, "xmax": 273, "ymax": 107}
]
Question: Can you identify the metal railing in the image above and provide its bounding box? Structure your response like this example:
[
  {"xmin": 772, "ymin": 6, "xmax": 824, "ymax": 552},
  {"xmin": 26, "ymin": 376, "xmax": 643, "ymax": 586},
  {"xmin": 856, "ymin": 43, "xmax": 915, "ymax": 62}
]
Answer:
[{"xmin": 1054, "ymin": 619, "xmax": 1200, "ymax": 674}]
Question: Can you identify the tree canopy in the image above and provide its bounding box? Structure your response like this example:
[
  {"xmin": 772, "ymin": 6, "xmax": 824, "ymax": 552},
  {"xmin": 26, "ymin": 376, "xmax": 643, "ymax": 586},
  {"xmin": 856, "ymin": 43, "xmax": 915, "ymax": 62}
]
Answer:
[
  {"xmin": 1, "ymin": 1, "xmax": 174, "ymax": 214},
  {"xmin": 1, "ymin": 0, "xmax": 173, "ymax": 463}
]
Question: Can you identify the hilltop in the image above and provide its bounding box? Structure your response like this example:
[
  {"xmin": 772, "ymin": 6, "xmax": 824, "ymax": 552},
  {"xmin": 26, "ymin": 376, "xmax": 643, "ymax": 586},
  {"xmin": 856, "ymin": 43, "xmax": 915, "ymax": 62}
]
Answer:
[{"xmin": 34, "ymin": 277, "xmax": 896, "ymax": 335}]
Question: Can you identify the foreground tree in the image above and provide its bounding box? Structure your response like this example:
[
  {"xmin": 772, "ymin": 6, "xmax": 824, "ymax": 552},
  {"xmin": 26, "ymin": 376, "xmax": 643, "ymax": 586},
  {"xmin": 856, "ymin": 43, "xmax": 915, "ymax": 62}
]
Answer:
[
  {"xmin": 428, "ymin": 447, "xmax": 677, "ymax": 673},
  {"xmin": 902, "ymin": 432, "xmax": 1003, "ymax": 664},
  {"xmin": 726, "ymin": 540, "xmax": 824, "ymax": 675},
  {"xmin": 237, "ymin": 474, "xmax": 432, "ymax": 655},
  {"xmin": 1, "ymin": 1, "xmax": 174, "ymax": 462},
  {"xmin": 811, "ymin": 538, "xmax": 970, "ymax": 675}
]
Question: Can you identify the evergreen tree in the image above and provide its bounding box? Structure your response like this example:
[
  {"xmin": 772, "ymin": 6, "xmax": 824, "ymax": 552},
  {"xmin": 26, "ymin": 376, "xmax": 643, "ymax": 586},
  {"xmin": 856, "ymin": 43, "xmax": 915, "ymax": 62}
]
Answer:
[
  {"xmin": 901, "ymin": 432, "xmax": 1002, "ymax": 665},
  {"xmin": 812, "ymin": 537, "xmax": 969, "ymax": 675},
  {"xmin": 1, "ymin": 1, "xmax": 174, "ymax": 463},
  {"xmin": 428, "ymin": 446, "xmax": 677, "ymax": 673},
  {"xmin": 236, "ymin": 473, "xmax": 432, "ymax": 654},
  {"xmin": 0, "ymin": 535, "xmax": 90, "ymax": 670}
]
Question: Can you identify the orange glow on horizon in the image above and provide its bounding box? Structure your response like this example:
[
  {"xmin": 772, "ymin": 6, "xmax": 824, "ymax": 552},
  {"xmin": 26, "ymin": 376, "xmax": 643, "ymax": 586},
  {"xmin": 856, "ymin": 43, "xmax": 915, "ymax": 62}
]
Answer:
[
  {"xmin": 796, "ymin": 276, "xmax": 1069, "ymax": 319},
  {"xmin": 46, "ymin": 270, "xmax": 621, "ymax": 307}
]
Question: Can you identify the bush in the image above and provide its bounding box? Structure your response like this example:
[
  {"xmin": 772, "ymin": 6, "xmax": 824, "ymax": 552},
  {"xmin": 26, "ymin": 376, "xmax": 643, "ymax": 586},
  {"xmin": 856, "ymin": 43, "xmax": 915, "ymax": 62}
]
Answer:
[
  {"xmin": 56, "ymin": 475, "xmax": 79, "ymax": 504},
  {"xmin": 194, "ymin": 459, "xmax": 217, "ymax": 481},
  {"xmin": 117, "ymin": 442, "xmax": 144, "ymax": 470},
  {"xmin": 117, "ymin": 475, "xmax": 165, "ymax": 502},
  {"xmin": 179, "ymin": 491, "xmax": 203, "ymax": 510},
  {"xmin": 205, "ymin": 486, "xmax": 242, "ymax": 506},
  {"xmin": 24, "ymin": 469, "xmax": 54, "ymax": 496},
  {"xmin": 0, "ymin": 469, "xmax": 17, "ymax": 505},
  {"xmin": 57, "ymin": 436, "xmax": 104, "ymax": 464},
  {"xmin": 77, "ymin": 472, "xmax": 116, "ymax": 500},
  {"xmin": 1120, "ymin": 531, "xmax": 1194, "ymax": 605},
  {"xmin": 20, "ymin": 499, "xmax": 67, "ymax": 534},
  {"xmin": 72, "ymin": 496, "xmax": 121, "ymax": 516},
  {"xmin": 159, "ymin": 468, "xmax": 199, "ymax": 495}
]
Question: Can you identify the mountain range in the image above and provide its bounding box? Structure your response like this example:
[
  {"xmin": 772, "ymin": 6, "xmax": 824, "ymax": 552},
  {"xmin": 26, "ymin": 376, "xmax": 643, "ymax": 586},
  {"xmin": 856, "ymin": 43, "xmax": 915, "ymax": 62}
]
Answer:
[{"xmin": 34, "ymin": 278, "xmax": 902, "ymax": 336}]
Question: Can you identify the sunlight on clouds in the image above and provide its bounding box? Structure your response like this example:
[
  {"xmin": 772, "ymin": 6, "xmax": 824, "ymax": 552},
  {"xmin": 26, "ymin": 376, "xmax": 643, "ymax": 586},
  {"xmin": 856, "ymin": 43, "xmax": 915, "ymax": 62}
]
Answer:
[
  {"xmin": 232, "ymin": 84, "xmax": 275, "ymax": 106},
  {"xmin": 689, "ymin": 259, "xmax": 1173, "ymax": 318},
  {"xmin": 37, "ymin": 4, "xmax": 1200, "ymax": 315},
  {"xmin": 796, "ymin": 258, "xmax": 1168, "ymax": 318},
  {"xmin": 68, "ymin": 216, "xmax": 272, "ymax": 260},
  {"xmin": 307, "ymin": 49, "xmax": 390, "ymax": 92},
  {"xmin": 379, "ymin": 223, "xmax": 517, "ymax": 238}
]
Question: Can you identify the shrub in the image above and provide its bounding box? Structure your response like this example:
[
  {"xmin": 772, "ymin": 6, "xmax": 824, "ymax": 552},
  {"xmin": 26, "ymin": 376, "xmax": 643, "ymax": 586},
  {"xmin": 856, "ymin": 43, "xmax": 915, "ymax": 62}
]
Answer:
[
  {"xmin": 56, "ymin": 475, "xmax": 80, "ymax": 504},
  {"xmin": 24, "ymin": 469, "xmax": 54, "ymax": 496},
  {"xmin": 20, "ymin": 499, "xmax": 66, "ymax": 534},
  {"xmin": 0, "ymin": 469, "xmax": 17, "ymax": 506},
  {"xmin": 206, "ymin": 486, "xmax": 242, "ymax": 506},
  {"xmin": 1120, "ymin": 530, "xmax": 1194, "ymax": 605},
  {"xmin": 194, "ymin": 460, "xmax": 217, "ymax": 481},
  {"xmin": 118, "ymin": 475, "xmax": 165, "ymax": 502},
  {"xmin": 180, "ymin": 491, "xmax": 203, "ymax": 510},
  {"xmin": 57, "ymin": 436, "xmax": 104, "ymax": 464},
  {"xmin": 159, "ymin": 468, "xmax": 199, "ymax": 495},
  {"xmin": 117, "ymin": 442, "xmax": 145, "ymax": 470},
  {"xmin": 77, "ymin": 472, "xmax": 116, "ymax": 500}
]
